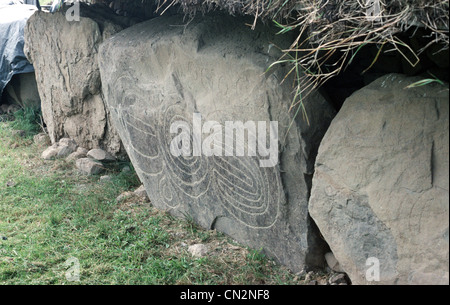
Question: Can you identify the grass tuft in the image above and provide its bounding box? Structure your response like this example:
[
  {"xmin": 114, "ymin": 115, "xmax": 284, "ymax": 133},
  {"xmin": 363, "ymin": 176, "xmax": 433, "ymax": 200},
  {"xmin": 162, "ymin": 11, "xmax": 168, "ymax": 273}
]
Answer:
[{"xmin": 10, "ymin": 106, "xmax": 43, "ymax": 137}]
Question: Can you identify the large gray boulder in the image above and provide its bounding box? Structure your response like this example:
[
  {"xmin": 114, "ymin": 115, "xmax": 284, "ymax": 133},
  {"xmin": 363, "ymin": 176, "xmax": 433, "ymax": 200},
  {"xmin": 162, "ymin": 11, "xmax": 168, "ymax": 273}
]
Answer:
[
  {"xmin": 99, "ymin": 14, "xmax": 336, "ymax": 272},
  {"xmin": 309, "ymin": 74, "xmax": 449, "ymax": 285},
  {"xmin": 24, "ymin": 7, "xmax": 128, "ymax": 155}
]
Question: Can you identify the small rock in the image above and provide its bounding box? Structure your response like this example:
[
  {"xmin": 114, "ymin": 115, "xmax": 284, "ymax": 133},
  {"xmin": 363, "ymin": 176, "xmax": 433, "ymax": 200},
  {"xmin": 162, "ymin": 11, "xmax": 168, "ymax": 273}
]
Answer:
[
  {"xmin": 66, "ymin": 152, "xmax": 83, "ymax": 162},
  {"xmin": 100, "ymin": 175, "xmax": 112, "ymax": 182},
  {"xmin": 116, "ymin": 191, "xmax": 132, "ymax": 202},
  {"xmin": 325, "ymin": 252, "xmax": 345, "ymax": 273},
  {"xmin": 328, "ymin": 273, "xmax": 348, "ymax": 285},
  {"xmin": 76, "ymin": 147, "xmax": 89, "ymax": 155},
  {"xmin": 33, "ymin": 133, "xmax": 51, "ymax": 146},
  {"xmin": 121, "ymin": 166, "xmax": 131, "ymax": 173},
  {"xmin": 295, "ymin": 269, "xmax": 306, "ymax": 278},
  {"xmin": 56, "ymin": 138, "xmax": 78, "ymax": 158},
  {"xmin": 66, "ymin": 147, "xmax": 89, "ymax": 161},
  {"xmin": 42, "ymin": 138, "xmax": 78, "ymax": 160},
  {"xmin": 134, "ymin": 185, "xmax": 148, "ymax": 200},
  {"xmin": 87, "ymin": 148, "xmax": 115, "ymax": 162},
  {"xmin": 76, "ymin": 158, "xmax": 104, "ymax": 175},
  {"xmin": 57, "ymin": 145, "xmax": 76, "ymax": 158},
  {"xmin": 7, "ymin": 104, "xmax": 20, "ymax": 114},
  {"xmin": 304, "ymin": 271, "xmax": 314, "ymax": 282},
  {"xmin": 41, "ymin": 144, "xmax": 59, "ymax": 160},
  {"xmin": 188, "ymin": 244, "xmax": 208, "ymax": 257}
]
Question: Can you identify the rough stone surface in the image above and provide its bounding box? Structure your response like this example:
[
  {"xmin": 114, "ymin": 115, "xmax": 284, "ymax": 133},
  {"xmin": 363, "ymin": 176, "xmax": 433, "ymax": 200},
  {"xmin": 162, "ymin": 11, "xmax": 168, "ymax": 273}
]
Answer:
[
  {"xmin": 121, "ymin": 166, "xmax": 131, "ymax": 173},
  {"xmin": 33, "ymin": 133, "xmax": 51, "ymax": 146},
  {"xmin": 24, "ymin": 7, "xmax": 126, "ymax": 155},
  {"xmin": 41, "ymin": 144, "xmax": 59, "ymax": 160},
  {"xmin": 76, "ymin": 147, "xmax": 89, "ymax": 155},
  {"xmin": 325, "ymin": 252, "xmax": 344, "ymax": 273},
  {"xmin": 57, "ymin": 145, "xmax": 76, "ymax": 158},
  {"xmin": 309, "ymin": 74, "xmax": 449, "ymax": 285},
  {"xmin": 99, "ymin": 14, "xmax": 336, "ymax": 272},
  {"xmin": 76, "ymin": 158, "xmax": 104, "ymax": 175},
  {"xmin": 87, "ymin": 148, "xmax": 115, "ymax": 162},
  {"xmin": 116, "ymin": 191, "xmax": 132, "ymax": 202},
  {"xmin": 100, "ymin": 175, "xmax": 112, "ymax": 182},
  {"xmin": 67, "ymin": 152, "xmax": 84, "ymax": 162},
  {"xmin": 66, "ymin": 147, "xmax": 89, "ymax": 162},
  {"xmin": 42, "ymin": 138, "xmax": 78, "ymax": 160},
  {"xmin": 56, "ymin": 138, "xmax": 78, "ymax": 158},
  {"xmin": 134, "ymin": 185, "xmax": 148, "ymax": 200},
  {"xmin": 328, "ymin": 273, "xmax": 348, "ymax": 285},
  {"xmin": 188, "ymin": 244, "xmax": 209, "ymax": 257}
]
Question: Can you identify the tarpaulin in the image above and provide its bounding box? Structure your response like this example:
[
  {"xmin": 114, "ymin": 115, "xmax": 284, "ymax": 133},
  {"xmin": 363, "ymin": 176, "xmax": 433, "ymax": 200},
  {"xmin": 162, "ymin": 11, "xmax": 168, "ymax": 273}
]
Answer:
[{"xmin": 0, "ymin": 0, "xmax": 40, "ymax": 102}]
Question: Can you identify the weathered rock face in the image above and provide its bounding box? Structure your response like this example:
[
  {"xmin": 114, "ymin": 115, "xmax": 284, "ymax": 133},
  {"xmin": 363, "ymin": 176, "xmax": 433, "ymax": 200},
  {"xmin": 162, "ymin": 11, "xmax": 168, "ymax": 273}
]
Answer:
[
  {"xmin": 24, "ymin": 7, "xmax": 127, "ymax": 155},
  {"xmin": 99, "ymin": 14, "xmax": 336, "ymax": 271},
  {"xmin": 41, "ymin": 137, "xmax": 78, "ymax": 160},
  {"xmin": 76, "ymin": 157, "xmax": 105, "ymax": 175},
  {"xmin": 309, "ymin": 74, "xmax": 449, "ymax": 285},
  {"xmin": 87, "ymin": 148, "xmax": 115, "ymax": 162}
]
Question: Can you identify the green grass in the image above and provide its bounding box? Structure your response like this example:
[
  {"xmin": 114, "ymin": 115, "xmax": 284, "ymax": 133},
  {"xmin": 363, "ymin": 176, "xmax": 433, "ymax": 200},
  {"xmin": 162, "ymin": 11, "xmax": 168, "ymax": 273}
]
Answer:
[
  {"xmin": 405, "ymin": 73, "xmax": 445, "ymax": 89},
  {"xmin": 10, "ymin": 106, "xmax": 42, "ymax": 137},
  {"xmin": 0, "ymin": 120, "xmax": 307, "ymax": 285}
]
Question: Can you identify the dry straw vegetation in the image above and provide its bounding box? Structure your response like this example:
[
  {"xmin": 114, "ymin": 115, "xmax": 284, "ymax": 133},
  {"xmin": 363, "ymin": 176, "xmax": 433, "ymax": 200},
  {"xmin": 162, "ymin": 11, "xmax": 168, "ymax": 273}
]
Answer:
[{"xmin": 159, "ymin": 0, "xmax": 449, "ymax": 114}]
